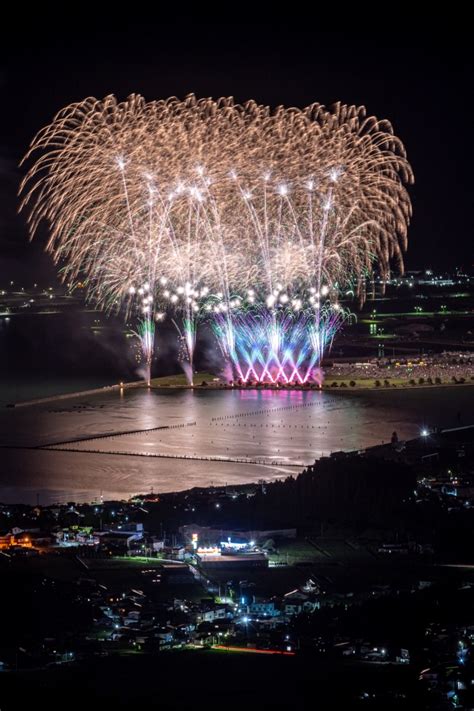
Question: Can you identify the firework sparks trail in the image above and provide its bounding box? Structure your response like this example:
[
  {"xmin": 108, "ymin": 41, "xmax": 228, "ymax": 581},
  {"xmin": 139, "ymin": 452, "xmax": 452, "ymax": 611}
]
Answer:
[
  {"xmin": 134, "ymin": 316, "xmax": 155, "ymax": 386},
  {"xmin": 19, "ymin": 95, "xmax": 413, "ymax": 384},
  {"xmin": 211, "ymin": 304, "xmax": 347, "ymax": 384}
]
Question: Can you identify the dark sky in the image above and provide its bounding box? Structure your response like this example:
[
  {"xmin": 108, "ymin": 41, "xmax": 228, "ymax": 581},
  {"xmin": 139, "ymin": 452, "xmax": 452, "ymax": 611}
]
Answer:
[{"xmin": 1, "ymin": 24, "xmax": 472, "ymax": 284}]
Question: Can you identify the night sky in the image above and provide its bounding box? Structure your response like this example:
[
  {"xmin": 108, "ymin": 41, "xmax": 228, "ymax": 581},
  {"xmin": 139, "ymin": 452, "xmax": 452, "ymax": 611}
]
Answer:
[{"xmin": 1, "ymin": 24, "xmax": 472, "ymax": 284}]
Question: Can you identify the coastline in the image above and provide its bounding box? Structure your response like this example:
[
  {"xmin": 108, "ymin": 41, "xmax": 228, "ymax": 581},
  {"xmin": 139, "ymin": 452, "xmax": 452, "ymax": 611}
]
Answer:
[
  {"xmin": 5, "ymin": 423, "xmax": 472, "ymax": 508},
  {"xmin": 8, "ymin": 380, "xmax": 143, "ymax": 408},
  {"xmin": 7, "ymin": 375, "xmax": 474, "ymax": 408}
]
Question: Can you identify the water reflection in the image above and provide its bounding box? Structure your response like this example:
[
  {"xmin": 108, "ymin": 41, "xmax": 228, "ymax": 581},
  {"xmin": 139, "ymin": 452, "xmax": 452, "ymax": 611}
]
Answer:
[{"xmin": 0, "ymin": 386, "xmax": 473, "ymax": 503}]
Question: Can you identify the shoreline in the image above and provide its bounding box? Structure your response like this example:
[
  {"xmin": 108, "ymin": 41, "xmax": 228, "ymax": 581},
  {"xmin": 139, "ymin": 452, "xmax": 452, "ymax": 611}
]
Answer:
[
  {"xmin": 3, "ymin": 423, "xmax": 473, "ymax": 508},
  {"xmin": 7, "ymin": 377, "xmax": 474, "ymax": 408},
  {"xmin": 7, "ymin": 380, "xmax": 143, "ymax": 408},
  {"xmin": 148, "ymin": 380, "xmax": 474, "ymax": 393}
]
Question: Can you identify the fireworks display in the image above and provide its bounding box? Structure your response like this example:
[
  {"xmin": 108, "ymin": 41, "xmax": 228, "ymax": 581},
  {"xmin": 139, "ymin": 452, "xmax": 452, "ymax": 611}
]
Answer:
[{"xmin": 19, "ymin": 94, "xmax": 413, "ymax": 384}]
